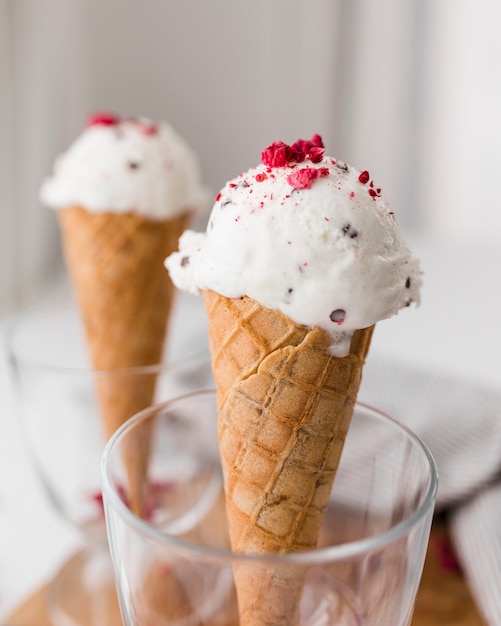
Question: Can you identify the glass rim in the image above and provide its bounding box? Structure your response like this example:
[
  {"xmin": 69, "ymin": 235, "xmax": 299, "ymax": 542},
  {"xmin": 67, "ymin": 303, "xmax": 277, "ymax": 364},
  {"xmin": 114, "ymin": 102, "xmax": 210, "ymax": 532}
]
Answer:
[
  {"xmin": 6, "ymin": 303, "xmax": 209, "ymax": 377},
  {"xmin": 101, "ymin": 390, "xmax": 438, "ymax": 565}
]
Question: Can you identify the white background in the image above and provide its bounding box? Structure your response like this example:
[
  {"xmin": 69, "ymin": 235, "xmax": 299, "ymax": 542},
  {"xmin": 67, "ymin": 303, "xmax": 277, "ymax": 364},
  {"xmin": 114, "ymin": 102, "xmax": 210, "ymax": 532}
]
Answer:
[
  {"xmin": 1, "ymin": 0, "xmax": 501, "ymax": 619},
  {"xmin": 2, "ymin": 0, "xmax": 501, "ymax": 311}
]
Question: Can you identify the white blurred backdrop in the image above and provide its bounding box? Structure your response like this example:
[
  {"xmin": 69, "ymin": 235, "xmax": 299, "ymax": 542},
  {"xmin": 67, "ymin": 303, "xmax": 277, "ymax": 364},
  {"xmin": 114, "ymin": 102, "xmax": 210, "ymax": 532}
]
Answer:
[
  {"xmin": 1, "ymin": 3, "xmax": 501, "ymax": 616},
  {"xmin": 1, "ymin": 0, "xmax": 501, "ymax": 313}
]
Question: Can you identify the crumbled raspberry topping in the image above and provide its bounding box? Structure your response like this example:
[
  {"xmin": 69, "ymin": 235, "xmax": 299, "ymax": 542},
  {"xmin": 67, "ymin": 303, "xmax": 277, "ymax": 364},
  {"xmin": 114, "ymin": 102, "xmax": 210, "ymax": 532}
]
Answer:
[
  {"xmin": 287, "ymin": 167, "xmax": 329, "ymax": 190},
  {"xmin": 358, "ymin": 170, "xmax": 382, "ymax": 199},
  {"xmin": 87, "ymin": 112, "xmax": 119, "ymax": 127},
  {"xmin": 140, "ymin": 122, "xmax": 159, "ymax": 136},
  {"xmin": 358, "ymin": 170, "xmax": 370, "ymax": 184},
  {"xmin": 86, "ymin": 112, "xmax": 159, "ymax": 136},
  {"xmin": 261, "ymin": 135, "xmax": 325, "ymax": 167},
  {"xmin": 290, "ymin": 135, "xmax": 325, "ymax": 163},
  {"xmin": 261, "ymin": 141, "xmax": 293, "ymax": 167},
  {"xmin": 127, "ymin": 117, "xmax": 159, "ymax": 136},
  {"xmin": 307, "ymin": 146, "xmax": 325, "ymax": 163}
]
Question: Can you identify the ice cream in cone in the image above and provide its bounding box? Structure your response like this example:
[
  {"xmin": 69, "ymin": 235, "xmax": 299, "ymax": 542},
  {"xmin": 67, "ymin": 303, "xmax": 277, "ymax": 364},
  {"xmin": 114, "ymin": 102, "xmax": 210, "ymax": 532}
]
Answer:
[
  {"xmin": 40, "ymin": 112, "xmax": 209, "ymax": 509},
  {"xmin": 166, "ymin": 135, "xmax": 421, "ymax": 624}
]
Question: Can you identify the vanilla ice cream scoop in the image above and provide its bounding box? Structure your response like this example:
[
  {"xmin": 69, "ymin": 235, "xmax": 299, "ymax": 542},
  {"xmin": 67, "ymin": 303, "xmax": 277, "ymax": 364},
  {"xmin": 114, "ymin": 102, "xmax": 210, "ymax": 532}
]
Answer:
[
  {"xmin": 166, "ymin": 135, "xmax": 421, "ymax": 356},
  {"xmin": 40, "ymin": 112, "xmax": 210, "ymax": 219}
]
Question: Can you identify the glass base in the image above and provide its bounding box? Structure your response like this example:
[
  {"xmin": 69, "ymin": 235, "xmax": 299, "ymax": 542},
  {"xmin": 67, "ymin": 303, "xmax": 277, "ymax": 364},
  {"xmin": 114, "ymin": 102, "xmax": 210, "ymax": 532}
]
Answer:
[{"xmin": 46, "ymin": 544, "xmax": 122, "ymax": 626}]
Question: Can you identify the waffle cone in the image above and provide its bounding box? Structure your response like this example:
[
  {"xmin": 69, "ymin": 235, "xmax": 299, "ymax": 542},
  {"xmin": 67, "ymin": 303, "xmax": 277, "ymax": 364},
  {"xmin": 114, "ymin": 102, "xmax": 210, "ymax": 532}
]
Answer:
[
  {"xmin": 203, "ymin": 290, "xmax": 374, "ymax": 625},
  {"xmin": 58, "ymin": 206, "xmax": 190, "ymax": 511}
]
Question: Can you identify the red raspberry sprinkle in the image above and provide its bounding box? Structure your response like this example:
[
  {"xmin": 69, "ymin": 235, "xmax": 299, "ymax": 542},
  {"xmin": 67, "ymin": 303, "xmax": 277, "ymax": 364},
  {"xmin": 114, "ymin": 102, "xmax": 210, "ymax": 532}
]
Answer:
[
  {"xmin": 261, "ymin": 141, "xmax": 293, "ymax": 167},
  {"xmin": 291, "ymin": 137, "xmax": 325, "ymax": 163},
  {"xmin": 358, "ymin": 170, "xmax": 370, "ymax": 184},
  {"xmin": 140, "ymin": 122, "xmax": 159, "ymax": 136},
  {"xmin": 255, "ymin": 172, "xmax": 268, "ymax": 182},
  {"xmin": 126, "ymin": 117, "xmax": 160, "ymax": 136},
  {"xmin": 310, "ymin": 134, "xmax": 324, "ymax": 147},
  {"xmin": 308, "ymin": 146, "xmax": 325, "ymax": 163},
  {"xmin": 357, "ymin": 170, "xmax": 383, "ymax": 199},
  {"xmin": 287, "ymin": 166, "xmax": 329, "ymax": 190},
  {"xmin": 291, "ymin": 146, "xmax": 306, "ymax": 163},
  {"xmin": 86, "ymin": 113, "xmax": 160, "ymax": 137},
  {"xmin": 87, "ymin": 112, "xmax": 119, "ymax": 127},
  {"xmin": 262, "ymin": 135, "xmax": 325, "ymax": 167}
]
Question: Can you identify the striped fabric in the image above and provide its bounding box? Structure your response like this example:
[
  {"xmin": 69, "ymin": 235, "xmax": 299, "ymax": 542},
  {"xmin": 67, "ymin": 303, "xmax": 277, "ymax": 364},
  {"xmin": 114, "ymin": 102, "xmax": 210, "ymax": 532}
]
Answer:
[
  {"xmin": 359, "ymin": 356, "xmax": 501, "ymax": 624},
  {"xmin": 451, "ymin": 485, "xmax": 501, "ymax": 625}
]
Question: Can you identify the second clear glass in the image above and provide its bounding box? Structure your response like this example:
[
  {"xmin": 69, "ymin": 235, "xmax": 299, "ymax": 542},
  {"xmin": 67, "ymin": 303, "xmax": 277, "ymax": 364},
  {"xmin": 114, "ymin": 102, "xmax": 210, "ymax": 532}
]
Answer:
[
  {"xmin": 102, "ymin": 389, "xmax": 437, "ymax": 626},
  {"xmin": 7, "ymin": 303, "xmax": 213, "ymax": 625}
]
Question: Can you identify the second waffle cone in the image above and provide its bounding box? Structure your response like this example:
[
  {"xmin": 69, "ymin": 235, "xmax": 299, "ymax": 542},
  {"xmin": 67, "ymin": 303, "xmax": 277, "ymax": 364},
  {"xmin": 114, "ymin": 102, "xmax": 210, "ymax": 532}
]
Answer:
[
  {"xmin": 203, "ymin": 290, "xmax": 374, "ymax": 625},
  {"xmin": 58, "ymin": 206, "xmax": 190, "ymax": 512}
]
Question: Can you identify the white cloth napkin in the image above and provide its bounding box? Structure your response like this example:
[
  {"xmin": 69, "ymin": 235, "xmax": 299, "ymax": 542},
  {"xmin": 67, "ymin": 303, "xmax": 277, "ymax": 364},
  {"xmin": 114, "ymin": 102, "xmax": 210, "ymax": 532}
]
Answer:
[{"xmin": 359, "ymin": 356, "xmax": 501, "ymax": 625}]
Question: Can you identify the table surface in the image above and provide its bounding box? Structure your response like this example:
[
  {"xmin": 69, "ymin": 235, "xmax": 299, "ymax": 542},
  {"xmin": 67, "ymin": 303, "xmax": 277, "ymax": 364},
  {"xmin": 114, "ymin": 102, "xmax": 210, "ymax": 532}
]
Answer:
[
  {"xmin": 1, "ymin": 237, "xmax": 499, "ymax": 623},
  {"xmin": 5, "ymin": 519, "xmax": 485, "ymax": 625}
]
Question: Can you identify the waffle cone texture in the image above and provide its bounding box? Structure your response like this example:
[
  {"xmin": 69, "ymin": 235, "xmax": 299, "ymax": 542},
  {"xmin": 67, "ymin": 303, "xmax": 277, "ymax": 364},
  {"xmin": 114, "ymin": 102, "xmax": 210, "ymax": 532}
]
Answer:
[
  {"xmin": 203, "ymin": 290, "xmax": 374, "ymax": 625},
  {"xmin": 58, "ymin": 206, "xmax": 189, "ymax": 433},
  {"xmin": 58, "ymin": 207, "xmax": 190, "ymax": 512}
]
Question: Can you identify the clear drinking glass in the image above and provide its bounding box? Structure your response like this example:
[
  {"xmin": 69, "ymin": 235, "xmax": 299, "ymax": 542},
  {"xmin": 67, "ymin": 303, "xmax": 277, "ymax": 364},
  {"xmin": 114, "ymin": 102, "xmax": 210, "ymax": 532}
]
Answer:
[
  {"xmin": 7, "ymin": 304, "xmax": 213, "ymax": 626},
  {"xmin": 102, "ymin": 389, "xmax": 437, "ymax": 626}
]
